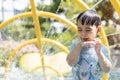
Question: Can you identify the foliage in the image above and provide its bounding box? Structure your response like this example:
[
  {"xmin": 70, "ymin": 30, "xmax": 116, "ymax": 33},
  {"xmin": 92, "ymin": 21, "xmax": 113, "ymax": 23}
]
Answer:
[
  {"xmin": 104, "ymin": 26, "xmax": 116, "ymax": 35},
  {"xmin": 0, "ymin": 39, "xmax": 39, "ymax": 66},
  {"xmin": 4, "ymin": 21, "xmax": 36, "ymax": 41}
]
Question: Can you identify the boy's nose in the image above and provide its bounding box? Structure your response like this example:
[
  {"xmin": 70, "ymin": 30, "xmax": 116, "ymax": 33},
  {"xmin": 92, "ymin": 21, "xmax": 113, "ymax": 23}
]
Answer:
[{"xmin": 82, "ymin": 32, "xmax": 87, "ymax": 36}]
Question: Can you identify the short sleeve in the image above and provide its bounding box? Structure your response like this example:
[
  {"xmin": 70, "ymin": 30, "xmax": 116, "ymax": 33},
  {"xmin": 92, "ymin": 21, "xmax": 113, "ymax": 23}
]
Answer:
[
  {"xmin": 70, "ymin": 42, "xmax": 77, "ymax": 52},
  {"xmin": 69, "ymin": 41, "xmax": 80, "ymax": 52}
]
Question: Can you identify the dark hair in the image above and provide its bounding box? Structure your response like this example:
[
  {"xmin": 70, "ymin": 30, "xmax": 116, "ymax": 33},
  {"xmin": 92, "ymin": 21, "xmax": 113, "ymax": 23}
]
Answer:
[{"xmin": 77, "ymin": 9, "xmax": 101, "ymax": 27}]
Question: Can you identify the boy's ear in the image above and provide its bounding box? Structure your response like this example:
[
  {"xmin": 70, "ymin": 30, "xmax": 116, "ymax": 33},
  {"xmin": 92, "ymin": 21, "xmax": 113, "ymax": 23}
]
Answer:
[{"xmin": 97, "ymin": 26, "xmax": 101, "ymax": 33}]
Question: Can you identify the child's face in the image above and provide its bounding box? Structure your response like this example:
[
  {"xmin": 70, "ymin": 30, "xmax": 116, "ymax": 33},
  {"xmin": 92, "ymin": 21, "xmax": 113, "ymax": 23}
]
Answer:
[{"xmin": 77, "ymin": 22, "xmax": 100, "ymax": 42}]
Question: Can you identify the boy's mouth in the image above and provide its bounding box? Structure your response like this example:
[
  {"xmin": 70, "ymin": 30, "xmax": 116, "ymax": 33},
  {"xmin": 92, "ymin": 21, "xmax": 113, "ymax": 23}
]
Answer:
[{"xmin": 82, "ymin": 38, "xmax": 90, "ymax": 41}]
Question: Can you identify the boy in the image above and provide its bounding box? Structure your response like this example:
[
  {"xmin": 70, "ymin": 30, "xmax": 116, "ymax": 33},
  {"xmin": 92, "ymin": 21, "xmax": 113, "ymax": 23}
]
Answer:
[{"xmin": 66, "ymin": 9, "xmax": 112, "ymax": 80}]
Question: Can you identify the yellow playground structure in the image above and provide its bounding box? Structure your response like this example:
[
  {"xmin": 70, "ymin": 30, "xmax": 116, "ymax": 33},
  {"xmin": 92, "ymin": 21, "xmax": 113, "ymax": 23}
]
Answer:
[{"xmin": 0, "ymin": 0, "xmax": 120, "ymax": 80}]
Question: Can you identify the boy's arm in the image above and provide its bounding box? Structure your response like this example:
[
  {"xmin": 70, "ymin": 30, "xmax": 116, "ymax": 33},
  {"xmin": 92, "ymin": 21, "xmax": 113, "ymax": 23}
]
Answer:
[
  {"xmin": 66, "ymin": 43, "xmax": 81, "ymax": 66},
  {"xmin": 97, "ymin": 51, "xmax": 112, "ymax": 73},
  {"xmin": 95, "ymin": 39, "xmax": 112, "ymax": 73}
]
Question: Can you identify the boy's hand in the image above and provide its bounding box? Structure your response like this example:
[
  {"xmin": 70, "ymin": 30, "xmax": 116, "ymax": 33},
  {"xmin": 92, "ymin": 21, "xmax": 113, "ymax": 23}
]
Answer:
[
  {"xmin": 81, "ymin": 38, "xmax": 102, "ymax": 54},
  {"xmin": 81, "ymin": 41, "xmax": 95, "ymax": 48},
  {"xmin": 94, "ymin": 38, "xmax": 102, "ymax": 54}
]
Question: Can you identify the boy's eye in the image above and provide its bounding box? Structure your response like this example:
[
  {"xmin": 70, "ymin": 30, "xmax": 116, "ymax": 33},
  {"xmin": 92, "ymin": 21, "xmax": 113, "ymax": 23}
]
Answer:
[
  {"xmin": 78, "ymin": 29, "xmax": 82, "ymax": 31},
  {"xmin": 86, "ymin": 29, "xmax": 91, "ymax": 31}
]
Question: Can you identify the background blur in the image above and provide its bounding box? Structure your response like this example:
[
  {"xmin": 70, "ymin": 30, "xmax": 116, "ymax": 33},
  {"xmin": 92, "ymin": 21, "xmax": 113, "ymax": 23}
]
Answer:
[{"xmin": 0, "ymin": 0, "xmax": 120, "ymax": 80}]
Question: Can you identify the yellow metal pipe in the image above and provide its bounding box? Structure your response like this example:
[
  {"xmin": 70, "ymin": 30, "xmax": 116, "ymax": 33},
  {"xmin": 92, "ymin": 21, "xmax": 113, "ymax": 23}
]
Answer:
[
  {"xmin": 0, "ymin": 12, "xmax": 32, "ymax": 30},
  {"xmin": 30, "ymin": 0, "xmax": 46, "ymax": 78},
  {"xmin": 73, "ymin": 0, "xmax": 89, "ymax": 10},
  {"xmin": 30, "ymin": 0, "xmax": 42, "ymax": 49},
  {"xmin": 99, "ymin": 26, "xmax": 110, "ymax": 57},
  {"xmin": 43, "ymin": 38, "xmax": 69, "ymax": 53},
  {"xmin": 31, "ymin": 66, "xmax": 63, "ymax": 77},
  {"xmin": 5, "ymin": 50, "xmax": 17, "ymax": 72},
  {"xmin": 0, "ymin": 11, "xmax": 77, "ymax": 32},
  {"xmin": 37, "ymin": 11, "xmax": 77, "ymax": 32},
  {"xmin": 99, "ymin": 27, "xmax": 110, "ymax": 80},
  {"xmin": 5, "ymin": 38, "xmax": 69, "ymax": 73},
  {"xmin": 66, "ymin": 0, "xmax": 70, "ymax": 5},
  {"xmin": 110, "ymin": 0, "xmax": 120, "ymax": 17}
]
